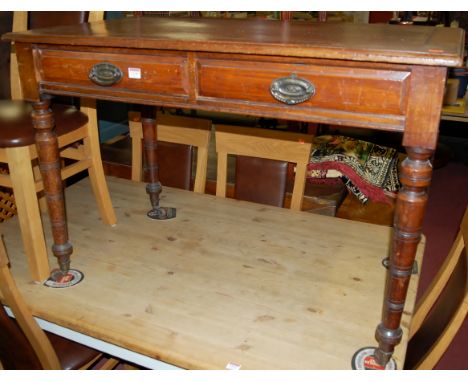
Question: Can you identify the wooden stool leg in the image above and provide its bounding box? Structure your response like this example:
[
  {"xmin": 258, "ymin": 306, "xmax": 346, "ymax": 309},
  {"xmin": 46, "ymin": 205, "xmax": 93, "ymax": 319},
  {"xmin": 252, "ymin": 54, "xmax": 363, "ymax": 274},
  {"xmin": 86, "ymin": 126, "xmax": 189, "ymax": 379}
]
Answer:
[
  {"xmin": 6, "ymin": 147, "xmax": 50, "ymax": 282},
  {"xmin": 32, "ymin": 99, "xmax": 72, "ymax": 278},
  {"xmin": 141, "ymin": 107, "xmax": 176, "ymax": 220},
  {"xmin": 374, "ymin": 147, "xmax": 434, "ymax": 366},
  {"xmin": 32, "ymin": 161, "xmax": 48, "ymax": 213},
  {"xmin": 81, "ymin": 99, "xmax": 116, "ymax": 226}
]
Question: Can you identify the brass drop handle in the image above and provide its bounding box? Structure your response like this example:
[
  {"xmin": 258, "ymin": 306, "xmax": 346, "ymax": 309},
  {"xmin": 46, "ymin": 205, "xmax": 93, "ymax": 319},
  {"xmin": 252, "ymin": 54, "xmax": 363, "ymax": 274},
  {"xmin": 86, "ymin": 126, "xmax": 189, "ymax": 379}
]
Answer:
[
  {"xmin": 89, "ymin": 62, "xmax": 123, "ymax": 86},
  {"xmin": 270, "ymin": 74, "xmax": 315, "ymax": 105}
]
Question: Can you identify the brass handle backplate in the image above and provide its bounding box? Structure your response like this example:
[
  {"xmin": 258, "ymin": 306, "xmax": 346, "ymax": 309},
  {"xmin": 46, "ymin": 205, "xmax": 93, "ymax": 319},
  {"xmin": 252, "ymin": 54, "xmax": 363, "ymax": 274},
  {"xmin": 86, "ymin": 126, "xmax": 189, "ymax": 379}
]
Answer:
[
  {"xmin": 89, "ymin": 62, "xmax": 123, "ymax": 86},
  {"xmin": 270, "ymin": 74, "xmax": 315, "ymax": 105}
]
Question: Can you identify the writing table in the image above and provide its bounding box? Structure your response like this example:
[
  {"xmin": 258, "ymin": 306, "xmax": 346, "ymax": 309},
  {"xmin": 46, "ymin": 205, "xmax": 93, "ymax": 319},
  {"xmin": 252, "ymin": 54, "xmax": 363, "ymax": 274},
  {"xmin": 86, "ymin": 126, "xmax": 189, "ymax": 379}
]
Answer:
[
  {"xmin": 2, "ymin": 17, "xmax": 465, "ymax": 367},
  {"xmin": 1, "ymin": 177, "xmax": 423, "ymax": 369}
]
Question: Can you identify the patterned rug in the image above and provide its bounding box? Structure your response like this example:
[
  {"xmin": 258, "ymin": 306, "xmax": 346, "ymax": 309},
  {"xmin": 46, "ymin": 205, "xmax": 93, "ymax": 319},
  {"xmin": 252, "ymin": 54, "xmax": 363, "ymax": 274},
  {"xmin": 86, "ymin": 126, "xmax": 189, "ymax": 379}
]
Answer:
[{"xmin": 307, "ymin": 135, "xmax": 402, "ymax": 204}]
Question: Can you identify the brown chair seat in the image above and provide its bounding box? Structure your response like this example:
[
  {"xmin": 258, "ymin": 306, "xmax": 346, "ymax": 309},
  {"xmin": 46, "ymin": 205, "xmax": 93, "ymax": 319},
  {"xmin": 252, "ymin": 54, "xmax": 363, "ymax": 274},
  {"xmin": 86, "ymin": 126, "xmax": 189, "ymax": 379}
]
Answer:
[
  {"xmin": 0, "ymin": 304, "xmax": 100, "ymax": 370},
  {"xmin": 0, "ymin": 100, "xmax": 88, "ymax": 148},
  {"xmin": 47, "ymin": 331, "xmax": 100, "ymax": 370}
]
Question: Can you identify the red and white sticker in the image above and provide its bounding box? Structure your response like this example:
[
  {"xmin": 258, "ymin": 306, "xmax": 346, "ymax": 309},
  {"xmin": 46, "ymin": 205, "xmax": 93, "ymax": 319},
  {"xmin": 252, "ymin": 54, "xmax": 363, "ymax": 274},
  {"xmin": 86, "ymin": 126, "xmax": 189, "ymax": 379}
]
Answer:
[
  {"xmin": 352, "ymin": 347, "xmax": 397, "ymax": 370},
  {"xmin": 44, "ymin": 269, "xmax": 84, "ymax": 288}
]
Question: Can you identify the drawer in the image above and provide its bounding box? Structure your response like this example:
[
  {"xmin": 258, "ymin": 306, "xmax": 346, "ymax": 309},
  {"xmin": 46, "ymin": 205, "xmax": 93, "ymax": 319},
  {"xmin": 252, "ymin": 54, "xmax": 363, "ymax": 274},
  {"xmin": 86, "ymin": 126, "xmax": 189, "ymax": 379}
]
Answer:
[
  {"xmin": 36, "ymin": 48, "xmax": 189, "ymax": 97},
  {"xmin": 197, "ymin": 58, "xmax": 410, "ymax": 116}
]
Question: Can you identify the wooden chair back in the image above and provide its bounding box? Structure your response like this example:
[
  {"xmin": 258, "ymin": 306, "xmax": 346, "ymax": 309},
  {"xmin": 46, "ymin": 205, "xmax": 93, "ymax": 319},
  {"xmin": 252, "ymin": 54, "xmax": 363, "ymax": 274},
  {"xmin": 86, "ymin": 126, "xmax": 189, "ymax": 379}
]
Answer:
[
  {"xmin": 405, "ymin": 207, "xmax": 468, "ymax": 369},
  {"xmin": 1, "ymin": 12, "xmax": 115, "ymax": 283},
  {"xmin": 129, "ymin": 112, "xmax": 211, "ymax": 193},
  {"xmin": 9, "ymin": 11, "xmax": 27, "ymax": 100},
  {"xmin": 0, "ymin": 236, "xmax": 61, "ymax": 369},
  {"xmin": 0, "ymin": 236, "xmax": 121, "ymax": 369},
  {"xmin": 215, "ymin": 125, "xmax": 312, "ymax": 210}
]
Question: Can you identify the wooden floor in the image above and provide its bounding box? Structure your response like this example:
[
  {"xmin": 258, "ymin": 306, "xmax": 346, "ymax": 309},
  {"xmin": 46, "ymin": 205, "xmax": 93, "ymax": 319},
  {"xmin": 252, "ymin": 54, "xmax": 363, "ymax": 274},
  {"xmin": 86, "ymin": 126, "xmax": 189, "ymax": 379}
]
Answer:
[{"xmin": 0, "ymin": 176, "xmax": 423, "ymax": 369}]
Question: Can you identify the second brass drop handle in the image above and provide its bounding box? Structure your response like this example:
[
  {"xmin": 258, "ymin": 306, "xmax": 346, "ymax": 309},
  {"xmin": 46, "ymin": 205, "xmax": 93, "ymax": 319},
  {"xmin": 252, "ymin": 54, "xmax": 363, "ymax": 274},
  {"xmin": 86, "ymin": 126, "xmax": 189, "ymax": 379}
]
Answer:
[{"xmin": 270, "ymin": 73, "xmax": 315, "ymax": 105}]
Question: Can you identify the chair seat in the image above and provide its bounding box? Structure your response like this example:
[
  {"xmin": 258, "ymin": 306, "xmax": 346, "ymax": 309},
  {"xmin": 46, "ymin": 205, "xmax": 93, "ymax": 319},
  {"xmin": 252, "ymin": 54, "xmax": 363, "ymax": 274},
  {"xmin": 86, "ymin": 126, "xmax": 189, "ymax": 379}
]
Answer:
[
  {"xmin": 0, "ymin": 305, "xmax": 100, "ymax": 369},
  {"xmin": 0, "ymin": 100, "xmax": 88, "ymax": 148},
  {"xmin": 47, "ymin": 331, "xmax": 100, "ymax": 370}
]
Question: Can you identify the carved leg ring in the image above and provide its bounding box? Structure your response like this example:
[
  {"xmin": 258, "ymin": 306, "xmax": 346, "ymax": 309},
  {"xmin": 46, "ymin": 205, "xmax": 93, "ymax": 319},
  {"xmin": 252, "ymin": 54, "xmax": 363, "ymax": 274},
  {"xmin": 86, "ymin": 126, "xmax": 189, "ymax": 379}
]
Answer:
[
  {"xmin": 374, "ymin": 147, "xmax": 434, "ymax": 367},
  {"xmin": 141, "ymin": 108, "xmax": 176, "ymax": 220},
  {"xmin": 32, "ymin": 99, "xmax": 74, "ymax": 280}
]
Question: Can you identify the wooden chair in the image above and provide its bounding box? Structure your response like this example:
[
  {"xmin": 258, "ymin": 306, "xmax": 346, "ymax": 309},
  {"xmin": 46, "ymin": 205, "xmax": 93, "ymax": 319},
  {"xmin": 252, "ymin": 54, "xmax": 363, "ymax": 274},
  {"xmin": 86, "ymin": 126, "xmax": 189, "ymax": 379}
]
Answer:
[
  {"xmin": 0, "ymin": 12, "xmax": 116, "ymax": 282},
  {"xmin": 215, "ymin": 125, "xmax": 312, "ymax": 211},
  {"xmin": 128, "ymin": 111, "xmax": 211, "ymax": 193},
  {"xmin": 404, "ymin": 207, "xmax": 468, "ymax": 369},
  {"xmin": 0, "ymin": 236, "xmax": 121, "ymax": 369}
]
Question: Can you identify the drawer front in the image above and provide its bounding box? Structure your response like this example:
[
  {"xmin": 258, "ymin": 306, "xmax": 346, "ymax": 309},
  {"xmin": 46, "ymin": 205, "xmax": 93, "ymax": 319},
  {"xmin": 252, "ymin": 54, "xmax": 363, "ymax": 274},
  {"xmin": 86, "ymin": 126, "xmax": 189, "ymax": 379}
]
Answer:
[
  {"xmin": 37, "ymin": 49, "xmax": 189, "ymax": 97},
  {"xmin": 197, "ymin": 58, "xmax": 410, "ymax": 115}
]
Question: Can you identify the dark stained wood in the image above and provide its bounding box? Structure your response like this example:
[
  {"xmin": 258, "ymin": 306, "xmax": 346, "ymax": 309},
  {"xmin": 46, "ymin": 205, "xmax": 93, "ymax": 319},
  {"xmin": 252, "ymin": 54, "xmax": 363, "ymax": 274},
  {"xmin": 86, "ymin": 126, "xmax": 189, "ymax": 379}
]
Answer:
[
  {"xmin": 31, "ymin": 99, "xmax": 72, "ymax": 277},
  {"xmin": 403, "ymin": 66, "xmax": 447, "ymax": 150},
  {"xmin": 32, "ymin": 46, "xmax": 412, "ymax": 131},
  {"xmin": 374, "ymin": 147, "xmax": 435, "ymax": 366},
  {"xmin": 5, "ymin": 17, "xmax": 465, "ymax": 368},
  {"xmin": 37, "ymin": 48, "xmax": 189, "ymax": 97},
  {"xmin": 141, "ymin": 108, "xmax": 162, "ymax": 213},
  {"xmin": 0, "ymin": 102, "xmax": 88, "ymax": 148},
  {"xmin": 141, "ymin": 108, "xmax": 176, "ymax": 220},
  {"xmin": 197, "ymin": 57, "xmax": 410, "ymax": 115},
  {"xmin": 3, "ymin": 17, "xmax": 465, "ymax": 66},
  {"xmin": 14, "ymin": 42, "xmax": 40, "ymax": 101},
  {"xmin": 28, "ymin": 11, "xmax": 88, "ymax": 30},
  {"xmin": 0, "ymin": 11, "xmax": 13, "ymax": 100}
]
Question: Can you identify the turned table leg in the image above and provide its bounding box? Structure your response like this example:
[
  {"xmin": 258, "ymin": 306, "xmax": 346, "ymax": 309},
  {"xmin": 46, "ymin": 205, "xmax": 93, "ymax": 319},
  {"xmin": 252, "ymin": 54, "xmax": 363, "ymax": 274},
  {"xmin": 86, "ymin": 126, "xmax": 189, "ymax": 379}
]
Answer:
[
  {"xmin": 374, "ymin": 147, "xmax": 434, "ymax": 366},
  {"xmin": 141, "ymin": 107, "xmax": 176, "ymax": 220},
  {"xmin": 32, "ymin": 99, "xmax": 73, "ymax": 280}
]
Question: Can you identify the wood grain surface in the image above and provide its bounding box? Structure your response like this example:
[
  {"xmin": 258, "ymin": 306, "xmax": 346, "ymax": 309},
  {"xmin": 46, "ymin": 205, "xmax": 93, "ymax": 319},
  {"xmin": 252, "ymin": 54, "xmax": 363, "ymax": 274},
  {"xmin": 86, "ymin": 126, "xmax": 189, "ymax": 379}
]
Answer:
[
  {"xmin": 0, "ymin": 176, "xmax": 424, "ymax": 369},
  {"xmin": 3, "ymin": 18, "xmax": 464, "ymax": 66}
]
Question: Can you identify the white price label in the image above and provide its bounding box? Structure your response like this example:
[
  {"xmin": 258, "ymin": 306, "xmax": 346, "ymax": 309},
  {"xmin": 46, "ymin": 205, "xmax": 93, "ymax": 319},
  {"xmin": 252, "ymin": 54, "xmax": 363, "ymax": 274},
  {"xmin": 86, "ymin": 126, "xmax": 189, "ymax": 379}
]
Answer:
[
  {"xmin": 225, "ymin": 362, "xmax": 241, "ymax": 370},
  {"xmin": 128, "ymin": 67, "xmax": 141, "ymax": 79}
]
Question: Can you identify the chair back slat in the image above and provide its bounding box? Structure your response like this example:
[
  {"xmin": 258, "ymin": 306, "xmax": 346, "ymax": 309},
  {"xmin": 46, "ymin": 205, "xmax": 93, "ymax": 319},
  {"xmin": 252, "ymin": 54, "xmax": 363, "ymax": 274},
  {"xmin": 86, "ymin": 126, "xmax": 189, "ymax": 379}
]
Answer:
[
  {"xmin": 405, "ymin": 208, "xmax": 468, "ymax": 369},
  {"xmin": 10, "ymin": 11, "xmax": 27, "ymax": 100},
  {"xmin": 0, "ymin": 237, "xmax": 61, "ymax": 369},
  {"xmin": 129, "ymin": 112, "xmax": 211, "ymax": 193},
  {"xmin": 215, "ymin": 125, "xmax": 312, "ymax": 210}
]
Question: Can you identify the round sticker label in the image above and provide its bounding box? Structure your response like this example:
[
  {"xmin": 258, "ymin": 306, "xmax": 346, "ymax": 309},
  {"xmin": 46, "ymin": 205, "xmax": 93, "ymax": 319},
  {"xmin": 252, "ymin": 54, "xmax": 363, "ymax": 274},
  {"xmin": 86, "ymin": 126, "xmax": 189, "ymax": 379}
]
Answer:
[
  {"xmin": 352, "ymin": 347, "xmax": 397, "ymax": 370},
  {"xmin": 44, "ymin": 269, "xmax": 84, "ymax": 288}
]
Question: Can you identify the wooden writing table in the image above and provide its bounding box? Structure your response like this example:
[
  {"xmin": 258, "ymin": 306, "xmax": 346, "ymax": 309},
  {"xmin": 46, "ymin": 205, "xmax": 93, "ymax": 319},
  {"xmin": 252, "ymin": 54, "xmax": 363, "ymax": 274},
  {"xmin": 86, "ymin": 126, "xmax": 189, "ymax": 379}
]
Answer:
[
  {"xmin": 2, "ymin": 17, "xmax": 465, "ymax": 367},
  {"xmin": 1, "ymin": 177, "xmax": 423, "ymax": 369}
]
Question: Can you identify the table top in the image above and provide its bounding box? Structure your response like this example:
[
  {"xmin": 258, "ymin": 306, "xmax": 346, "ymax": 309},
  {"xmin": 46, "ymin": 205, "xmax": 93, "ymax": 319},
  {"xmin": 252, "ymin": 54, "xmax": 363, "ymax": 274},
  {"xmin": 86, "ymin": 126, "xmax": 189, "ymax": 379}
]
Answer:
[
  {"xmin": 3, "ymin": 17, "xmax": 465, "ymax": 66},
  {"xmin": 0, "ymin": 176, "xmax": 423, "ymax": 369}
]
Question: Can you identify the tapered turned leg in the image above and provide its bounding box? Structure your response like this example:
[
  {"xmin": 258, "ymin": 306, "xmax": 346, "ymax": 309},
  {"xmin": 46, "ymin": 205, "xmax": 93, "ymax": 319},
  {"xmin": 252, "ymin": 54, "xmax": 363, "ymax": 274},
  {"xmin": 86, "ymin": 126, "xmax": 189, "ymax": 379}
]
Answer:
[
  {"xmin": 32, "ymin": 99, "xmax": 73, "ymax": 279},
  {"xmin": 141, "ymin": 107, "xmax": 176, "ymax": 220},
  {"xmin": 374, "ymin": 147, "xmax": 434, "ymax": 366}
]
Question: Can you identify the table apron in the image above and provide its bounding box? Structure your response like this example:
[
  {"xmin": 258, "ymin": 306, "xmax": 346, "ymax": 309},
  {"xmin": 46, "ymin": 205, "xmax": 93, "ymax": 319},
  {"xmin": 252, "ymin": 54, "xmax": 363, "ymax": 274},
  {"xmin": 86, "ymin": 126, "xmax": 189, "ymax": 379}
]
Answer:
[{"xmin": 33, "ymin": 46, "xmax": 411, "ymax": 132}]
